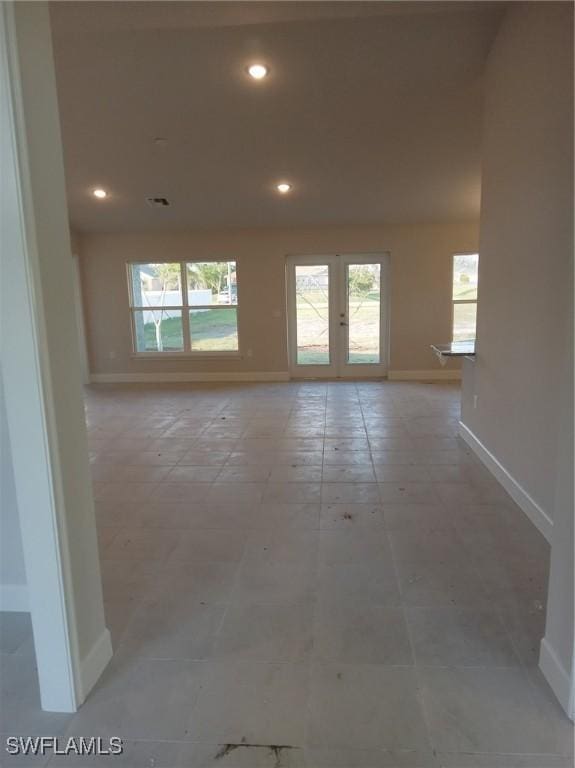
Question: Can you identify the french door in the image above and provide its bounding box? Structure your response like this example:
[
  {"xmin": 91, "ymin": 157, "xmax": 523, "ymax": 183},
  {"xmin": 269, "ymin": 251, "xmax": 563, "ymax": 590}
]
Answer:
[{"xmin": 286, "ymin": 253, "xmax": 389, "ymax": 378}]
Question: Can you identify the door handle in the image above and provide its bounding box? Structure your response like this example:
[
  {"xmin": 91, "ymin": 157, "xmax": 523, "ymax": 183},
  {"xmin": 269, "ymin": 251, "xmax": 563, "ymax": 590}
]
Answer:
[{"xmin": 339, "ymin": 321, "xmax": 348, "ymax": 326}]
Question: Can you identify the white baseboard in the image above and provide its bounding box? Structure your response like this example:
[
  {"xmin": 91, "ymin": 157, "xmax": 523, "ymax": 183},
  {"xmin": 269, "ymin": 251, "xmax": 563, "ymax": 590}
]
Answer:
[
  {"xmin": 90, "ymin": 371, "xmax": 290, "ymax": 384},
  {"xmin": 388, "ymin": 369, "xmax": 462, "ymax": 381},
  {"xmin": 78, "ymin": 627, "xmax": 113, "ymax": 705},
  {"xmin": 0, "ymin": 584, "xmax": 29, "ymax": 612},
  {"xmin": 459, "ymin": 421, "xmax": 553, "ymax": 542},
  {"xmin": 540, "ymin": 637, "xmax": 574, "ymax": 720}
]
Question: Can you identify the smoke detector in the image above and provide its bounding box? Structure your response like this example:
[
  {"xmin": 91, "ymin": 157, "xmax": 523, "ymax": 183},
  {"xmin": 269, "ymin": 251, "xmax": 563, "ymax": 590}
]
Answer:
[{"xmin": 146, "ymin": 197, "xmax": 170, "ymax": 208}]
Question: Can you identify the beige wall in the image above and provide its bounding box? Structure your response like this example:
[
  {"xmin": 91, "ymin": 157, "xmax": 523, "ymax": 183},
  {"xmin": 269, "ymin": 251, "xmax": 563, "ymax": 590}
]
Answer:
[
  {"xmin": 79, "ymin": 221, "xmax": 478, "ymax": 377},
  {"xmin": 461, "ymin": 1, "xmax": 573, "ymax": 528},
  {"xmin": 460, "ymin": 2, "xmax": 573, "ymax": 714}
]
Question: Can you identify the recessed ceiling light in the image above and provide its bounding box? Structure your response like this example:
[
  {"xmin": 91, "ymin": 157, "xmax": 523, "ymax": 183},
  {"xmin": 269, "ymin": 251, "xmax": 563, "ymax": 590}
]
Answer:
[
  {"xmin": 247, "ymin": 63, "xmax": 268, "ymax": 80},
  {"xmin": 276, "ymin": 182, "xmax": 292, "ymax": 194},
  {"xmin": 92, "ymin": 188, "xmax": 107, "ymax": 199}
]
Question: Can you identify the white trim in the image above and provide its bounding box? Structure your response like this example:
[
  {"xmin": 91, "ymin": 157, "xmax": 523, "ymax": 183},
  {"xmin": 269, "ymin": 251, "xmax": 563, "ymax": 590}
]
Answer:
[
  {"xmin": 0, "ymin": 584, "xmax": 29, "ymax": 612},
  {"xmin": 540, "ymin": 637, "xmax": 574, "ymax": 720},
  {"xmin": 78, "ymin": 628, "xmax": 113, "ymax": 704},
  {"xmin": 388, "ymin": 369, "xmax": 462, "ymax": 381},
  {"xmin": 458, "ymin": 421, "xmax": 553, "ymax": 542},
  {"xmin": 90, "ymin": 371, "xmax": 290, "ymax": 384},
  {"xmin": 130, "ymin": 351, "xmax": 241, "ymax": 359}
]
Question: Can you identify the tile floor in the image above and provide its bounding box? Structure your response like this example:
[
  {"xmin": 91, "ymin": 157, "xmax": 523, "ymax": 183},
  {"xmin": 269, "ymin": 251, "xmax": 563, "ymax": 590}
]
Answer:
[{"xmin": 1, "ymin": 381, "xmax": 573, "ymax": 767}]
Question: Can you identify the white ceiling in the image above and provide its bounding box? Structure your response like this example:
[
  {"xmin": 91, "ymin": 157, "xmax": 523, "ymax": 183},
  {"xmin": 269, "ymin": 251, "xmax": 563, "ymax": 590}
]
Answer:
[{"xmin": 50, "ymin": 1, "xmax": 505, "ymax": 233}]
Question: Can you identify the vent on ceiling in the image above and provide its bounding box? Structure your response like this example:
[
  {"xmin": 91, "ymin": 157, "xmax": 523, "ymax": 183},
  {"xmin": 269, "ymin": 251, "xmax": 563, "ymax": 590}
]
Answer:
[{"xmin": 146, "ymin": 197, "xmax": 170, "ymax": 208}]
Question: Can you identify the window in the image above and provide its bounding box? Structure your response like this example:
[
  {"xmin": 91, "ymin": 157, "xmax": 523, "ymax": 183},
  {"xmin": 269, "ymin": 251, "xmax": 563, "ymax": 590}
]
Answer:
[
  {"xmin": 452, "ymin": 253, "xmax": 479, "ymax": 342},
  {"xmin": 128, "ymin": 261, "xmax": 238, "ymax": 354}
]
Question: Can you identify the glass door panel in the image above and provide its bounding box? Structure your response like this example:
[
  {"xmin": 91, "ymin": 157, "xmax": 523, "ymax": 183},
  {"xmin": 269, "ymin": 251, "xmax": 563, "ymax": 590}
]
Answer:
[
  {"xmin": 346, "ymin": 263, "xmax": 381, "ymax": 364},
  {"xmin": 294, "ymin": 264, "xmax": 331, "ymax": 366}
]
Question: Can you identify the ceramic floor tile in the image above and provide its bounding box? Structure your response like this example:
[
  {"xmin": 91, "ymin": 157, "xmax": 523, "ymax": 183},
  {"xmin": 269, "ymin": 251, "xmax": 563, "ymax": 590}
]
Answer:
[
  {"xmin": 100, "ymin": 558, "xmax": 160, "ymax": 601},
  {"xmin": 406, "ymin": 607, "xmax": 519, "ymax": 667},
  {"xmin": 374, "ymin": 466, "xmax": 432, "ymax": 483},
  {"xmin": 319, "ymin": 528, "xmax": 391, "ymax": 566},
  {"xmin": 303, "ymin": 747, "xmax": 435, "ymax": 767},
  {"xmin": 275, "ymin": 438, "xmax": 324, "ymax": 452},
  {"xmin": 169, "ymin": 530, "xmax": 247, "ymax": 563},
  {"xmin": 207, "ymin": 483, "xmax": 265, "ymax": 505},
  {"xmin": 370, "ymin": 451, "xmax": 421, "ymax": 466},
  {"xmin": 232, "ymin": 560, "xmax": 317, "ymax": 603},
  {"xmin": 475, "ymin": 556, "xmax": 549, "ymax": 610},
  {"xmin": 420, "ymin": 667, "xmax": 573, "ymax": 755},
  {"xmin": 176, "ymin": 450, "xmax": 231, "ymax": 466},
  {"xmin": 226, "ymin": 451, "xmax": 278, "ymax": 466},
  {"xmin": 263, "ymin": 483, "xmax": 322, "ymax": 504},
  {"xmin": 183, "ymin": 502, "xmax": 262, "ymax": 530},
  {"xmin": 128, "ymin": 449, "xmax": 188, "ymax": 466},
  {"xmin": 319, "ymin": 503, "xmax": 384, "ymax": 528},
  {"xmin": 269, "ymin": 466, "xmax": 323, "ymax": 483},
  {"xmin": 103, "ymin": 595, "xmax": 143, "ymax": 645},
  {"xmin": 382, "ymin": 503, "xmax": 454, "ymax": 532},
  {"xmin": 323, "ymin": 451, "xmax": 372, "ymax": 466},
  {"xmin": 323, "ymin": 467, "xmax": 377, "ymax": 483},
  {"xmin": 434, "ymin": 482, "xmax": 506, "ymax": 506},
  {"xmin": 25, "ymin": 380, "xmax": 561, "ymax": 765},
  {"xmin": 95, "ymin": 482, "xmax": 159, "ymax": 503},
  {"xmin": 46, "ymin": 740, "xmax": 182, "ymax": 768},
  {"xmin": 394, "ymin": 555, "xmax": 490, "ymax": 607},
  {"xmin": 169, "ymin": 742, "xmax": 308, "ymax": 767},
  {"xmin": 0, "ymin": 613, "xmax": 32, "ymax": 655},
  {"xmin": 368, "ymin": 438, "xmax": 416, "ymax": 451},
  {"xmin": 378, "ymin": 483, "xmax": 440, "ymax": 504},
  {"xmin": 498, "ymin": 602, "xmax": 547, "ymax": 666},
  {"xmin": 437, "ymin": 754, "xmax": 572, "ymax": 768},
  {"xmin": 243, "ymin": 529, "xmax": 319, "ymax": 566},
  {"xmin": 0, "ymin": 656, "xmax": 72, "ymax": 736},
  {"xmin": 147, "ymin": 561, "xmax": 239, "ymax": 603},
  {"xmin": 273, "ymin": 450, "xmax": 324, "ymax": 466},
  {"xmin": 313, "ymin": 602, "xmax": 412, "ymax": 665},
  {"xmin": 253, "ymin": 503, "xmax": 321, "ymax": 530},
  {"xmin": 317, "ymin": 560, "xmax": 400, "ymax": 606},
  {"xmin": 120, "ymin": 595, "xmax": 227, "ymax": 660},
  {"xmin": 132, "ymin": 501, "xmax": 202, "ymax": 529},
  {"xmin": 324, "ymin": 439, "xmax": 370, "ymax": 452},
  {"xmin": 388, "ymin": 528, "xmax": 467, "ymax": 562},
  {"xmin": 216, "ymin": 466, "xmax": 272, "ymax": 482},
  {"xmin": 152, "ymin": 482, "xmax": 213, "ymax": 503},
  {"xmin": 1, "ymin": 739, "xmax": 60, "ymax": 767},
  {"xmin": 186, "ymin": 661, "xmax": 309, "ymax": 746},
  {"xmin": 165, "ymin": 466, "xmax": 222, "ymax": 483},
  {"xmin": 212, "ymin": 601, "xmax": 314, "ymax": 661},
  {"xmin": 307, "ymin": 664, "xmax": 429, "ymax": 751},
  {"xmin": 64, "ymin": 655, "xmax": 203, "ymax": 740},
  {"xmin": 104, "ymin": 528, "xmax": 180, "ymax": 561},
  {"xmin": 321, "ymin": 483, "xmax": 381, "ymax": 504}
]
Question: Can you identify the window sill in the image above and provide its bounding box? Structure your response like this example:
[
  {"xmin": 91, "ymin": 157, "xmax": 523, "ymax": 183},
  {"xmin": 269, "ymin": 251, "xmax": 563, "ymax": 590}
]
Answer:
[{"xmin": 130, "ymin": 351, "xmax": 241, "ymax": 359}]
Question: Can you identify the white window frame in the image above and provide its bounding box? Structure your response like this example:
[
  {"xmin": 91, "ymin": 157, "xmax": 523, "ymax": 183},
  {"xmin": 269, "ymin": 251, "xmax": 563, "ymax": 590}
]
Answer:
[
  {"xmin": 127, "ymin": 260, "xmax": 240, "ymax": 357},
  {"xmin": 452, "ymin": 252, "xmax": 479, "ymax": 343}
]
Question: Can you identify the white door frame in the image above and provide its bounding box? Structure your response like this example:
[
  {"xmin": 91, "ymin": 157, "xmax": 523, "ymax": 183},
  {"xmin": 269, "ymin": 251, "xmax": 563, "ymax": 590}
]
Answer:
[
  {"xmin": 286, "ymin": 252, "xmax": 390, "ymax": 379},
  {"xmin": 1, "ymin": 1, "xmax": 110, "ymax": 712}
]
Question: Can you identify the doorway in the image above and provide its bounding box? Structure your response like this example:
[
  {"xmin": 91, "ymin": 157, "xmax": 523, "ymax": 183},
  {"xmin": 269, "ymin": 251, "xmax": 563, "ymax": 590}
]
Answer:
[{"xmin": 286, "ymin": 253, "xmax": 389, "ymax": 378}]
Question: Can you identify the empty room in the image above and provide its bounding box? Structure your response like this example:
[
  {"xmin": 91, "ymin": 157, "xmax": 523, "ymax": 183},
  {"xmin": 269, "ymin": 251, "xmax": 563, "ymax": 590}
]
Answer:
[{"xmin": 0, "ymin": 1, "xmax": 573, "ymax": 767}]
